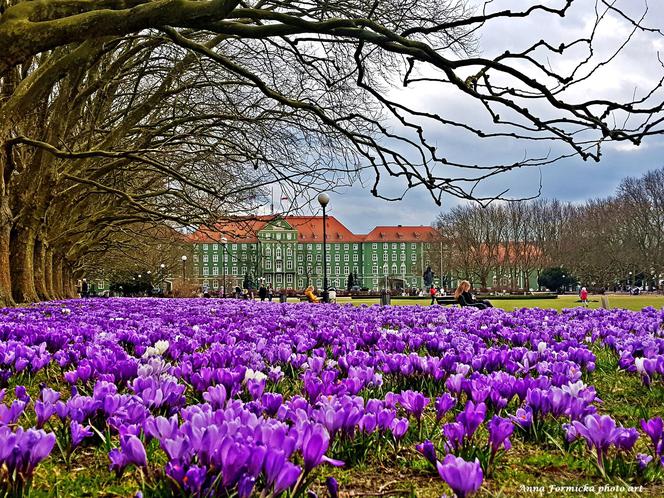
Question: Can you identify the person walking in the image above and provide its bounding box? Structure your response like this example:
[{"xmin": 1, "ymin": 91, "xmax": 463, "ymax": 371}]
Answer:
[
  {"xmin": 429, "ymin": 285, "xmax": 437, "ymax": 305},
  {"xmin": 82, "ymin": 279, "xmax": 89, "ymax": 298},
  {"xmin": 258, "ymin": 284, "xmax": 267, "ymax": 301},
  {"xmin": 267, "ymin": 284, "xmax": 273, "ymax": 301},
  {"xmin": 580, "ymin": 286, "xmax": 589, "ymax": 307},
  {"xmin": 454, "ymin": 280, "xmax": 492, "ymax": 309}
]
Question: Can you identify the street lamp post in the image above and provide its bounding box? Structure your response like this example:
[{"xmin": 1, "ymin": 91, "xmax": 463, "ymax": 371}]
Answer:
[
  {"xmin": 181, "ymin": 255, "xmax": 187, "ymax": 284},
  {"xmin": 160, "ymin": 264, "xmax": 165, "ymax": 293},
  {"xmin": 318, "ymin": 192, "xmax": 330, "ymax": 303},
  {"xmin": 221, "ymin": 236, "xmax": 228, "ymax": 298}
]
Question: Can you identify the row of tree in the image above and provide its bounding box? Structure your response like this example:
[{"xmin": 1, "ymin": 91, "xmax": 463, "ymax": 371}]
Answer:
[
  {"xmin": 1, "ymin": 1, "xmax": 663, "ymax": 305},
  {"xmin": 431, "ymin": 168, "xmax": 664, "ymax": 291}
]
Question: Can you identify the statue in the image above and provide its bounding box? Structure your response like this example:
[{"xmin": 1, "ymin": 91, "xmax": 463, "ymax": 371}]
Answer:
[{"xmin": 423, "ymin": 266, "xmax": 434, "ymax": 287}]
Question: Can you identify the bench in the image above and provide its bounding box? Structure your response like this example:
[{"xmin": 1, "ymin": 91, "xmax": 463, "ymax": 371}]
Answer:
[{"xmin": 436, "ymin": 296, "xmax": 458, "ymax": 306}]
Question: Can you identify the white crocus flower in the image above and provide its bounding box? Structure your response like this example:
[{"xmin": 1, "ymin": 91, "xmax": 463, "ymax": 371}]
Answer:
[
  {"xmin": 537, "ymin": 342, "xmax": 547, "ymax": 354},
  {"xmin": 244, "ymin": 368, "xmax": 267, "ymax": 383}
]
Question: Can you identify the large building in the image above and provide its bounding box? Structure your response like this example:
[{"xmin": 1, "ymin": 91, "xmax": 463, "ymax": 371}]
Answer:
[{"xmin": 188, "ymin": 216, "xmax": 439, "ymax": 291}]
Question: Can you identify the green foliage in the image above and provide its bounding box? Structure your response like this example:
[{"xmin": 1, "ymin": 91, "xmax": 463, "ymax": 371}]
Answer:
[{"xmin": 538, "ymin": 267, "xmax": 579, "ymax": 293}]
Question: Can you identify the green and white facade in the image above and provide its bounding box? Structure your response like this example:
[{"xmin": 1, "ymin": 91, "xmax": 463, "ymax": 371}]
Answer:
[{"xmin": 189, "ymin": 216, "xmax": 439, "ymax": 291}]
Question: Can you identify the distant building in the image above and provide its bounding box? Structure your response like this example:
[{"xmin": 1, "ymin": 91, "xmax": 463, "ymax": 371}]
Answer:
[{"xmin": 188, "ymin": 215, "xmax": 439, "ymax": 291}]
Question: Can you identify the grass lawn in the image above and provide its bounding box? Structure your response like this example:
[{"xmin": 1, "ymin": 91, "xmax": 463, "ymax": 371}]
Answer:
[{"xmin": 343, "ymin": 294, "xmax": 664, "ymax": 311}]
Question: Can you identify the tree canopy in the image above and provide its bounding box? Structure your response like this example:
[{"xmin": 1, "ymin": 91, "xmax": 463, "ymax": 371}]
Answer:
[{"xmin": 1, "ymin": 0, "xmax": 663, "ymax": 305}]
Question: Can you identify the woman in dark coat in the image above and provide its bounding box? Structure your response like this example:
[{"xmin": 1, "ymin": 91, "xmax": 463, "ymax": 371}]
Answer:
[{"xmin": 454, "ymin": 280, "xmax": 493, "ymax": 309}]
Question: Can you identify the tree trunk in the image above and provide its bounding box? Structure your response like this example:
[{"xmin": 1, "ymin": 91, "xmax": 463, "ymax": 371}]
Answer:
[
  {"xmin": 53, "ymin": 256, "xmax": 64, "ymax": 299},
  {"xmin": 44, "ymin": 246, "xmax": 54, "ymax": 299},
  {"xmin": 0, "ymin": 212, "xmax": 13, "ymax": 307},
  {"xmin": 10, "ymin": 226, "xmax": 39, "ymax": 303},
  {"xmin": 34, "ymin": 238, "xmax": 50, "ymax": 301}
]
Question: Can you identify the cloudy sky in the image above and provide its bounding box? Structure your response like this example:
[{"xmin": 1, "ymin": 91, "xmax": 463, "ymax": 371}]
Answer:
[{"xmin": 302, "ymin": 0, "xmax": 664, "ymax": 234}]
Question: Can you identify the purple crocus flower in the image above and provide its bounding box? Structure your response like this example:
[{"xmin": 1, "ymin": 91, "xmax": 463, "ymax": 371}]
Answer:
[
  {"xmin": 637, "ymin": 453, "xmax": 653, "ymax": 470},
  {"xmin": 399, "ymin": 390, "xmax": 429, "ymax": 422},
  {"xmin": 509, "ymin": 407, "xmax": 533, "ymax": 430},
  {"xmin": 70, "ymin": 421, "xmax": 93, "ymax": 448},
  {"xmin": 641, "ymin": 417, "xmax": 663, "ymax": 455},
  {"xmin": 301, "ymin": 424, "xmax": 344, "ymax": 472},
  {"xmin": 390, "ymin": 418, "xmax": 409, "ymax": 440},
  {"xmin": 183, "ymin": 465, "xmax": 207, "ymax": 494},
  {"xmin": 456, "ymin": 401, "xmax": 486, "ymax": 438},
  {"xmin": 487, "ymin": 416, "xmax": 514, "ymax": 455},
  {"xmin": 614, "ymin": 427, "xmax": 639, "ymax": 452},
  {"xmin": 273, "ymin": 462, "xmax": 301, "ymax": 495},
  {"xmin": 326, "ymin": 476, "xmax": 339, "ymax": 498},
  {"xmin": 109, "ymin": 435, "xmax": 147, "ymax": 475},
  {"xmin": 416, "ymin": 440, "xmax": 437, "ymax": 467},
  {"xmin": 572, "ymin": 414, "xmax": 622, "ymax": 468},
  {"xmin": 443, "ymin": 422, "xmax": 466, "ymax": 452},
  {"xmin": 436, "ymin": 454, "xmax": 483, "ymax": 498},
  {"xmin": 435, "ymin": 394, "xmax": 456, "ymax": 422}
]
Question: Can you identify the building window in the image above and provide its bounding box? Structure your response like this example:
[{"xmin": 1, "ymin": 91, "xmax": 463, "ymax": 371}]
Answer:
[
  {"xmin": 203, "ymin": 244, "xmax": 208, "ymax": 250},
  {"xmin": 383, "ymin": 243, "xmax": 388, "ymax": 249},
  {"xmin": 297, "ymin": 254, "xmax": 303, "ymax": 261},
  {"xmin": 298, "ymin": 267, "xmax": 303, "ymax": 275},
  {"xmin": 353, "ymin": 244, "xmax": 359, "ymax": 250},
  {"xmin": 383, "ymin": 264, "xmax": 388, "ymax": 274},
  {"xmin": 353, "ymin": 254, "xmax": 359, "ymax": 262},
  {"xmin": 203, "ymin": 255, "xmax": 209, "ymax": 263},
  {"xmin": 344, "ymin": 244, "xmax": 349, "ymax": 250},
  {"xmin": 372, "ymin": 265, "xmax": 378, "ymax": 275},
  {"xmin": 344, "ymin": 266, "xmax": 349, "ymax": 274},
  {"xmin": 212, "ymin": 267, "xmax": 219, "ymax": 276},
  {"xmin": 203, "ymin": 267, "xmax": 209, "ymax": 276},
  {"xmin": 212, "ymin": 280, "xmax": 219, "ymax": 289},
  {"xmin": 372, "ymin": 243, "xmax": 377, "ymax": 249},
  {"xmin": 232, "ymin": 266, "xmax": 238, "ymax": 275},
  {"xmin": 213, "ymin": 244, "xmax": 218, "ymax": 251},
  {"xmin": 335, "ymin": 266, "xmax": 340, "ymax": 275},
  {"xmin": 326, "ymin": 254, "xmax": 331, "ymax": 262},
  {"xmin": 286, "ymin": 233, "xmax": 292, "ymax": 240},
  {"xmin": 286, "ymin": 247, "xmax": 292, "ymax": 257},
  {"xmin": 392, "ymin": 264, "xmax": 398, "ymax": 274},
  {"xmin": 400, "ymin": 264, "xmax": 406, "ymax": 274},
  {"xmin": 383, "ymin": 253, "xmax": 388, "ymax": 261},
  {"xmin": 317, "ymin": 254, "xmax": 322, "ymax": 262},
  {"xmin": 411, "ymin": 254, "xmax": 417, "ymax": 261},
  {"xmin": 307, "ymin": 244, "xmax": 313, "ymax": 250},
  {"xmin": 212, "ymin": 254, "xmax": 218, "ymax": 262},
  {"xmin": 316, "ymin": 266, "xmax": 321, "ymax": 274},
  {"xmin": 392, "ymin": 252, "xmax": 397, "ymax": 260},
  {"xmin": 411, "ymin": 243, "xmax": 416, "ymax": 249},
  {"xmin": 344, "ymin": 254, "xmax": 349, "ymax": 262},
  {"xmin": 392, "ymin": 243, "xmax": 397, "ymax": 249},
  {"xmin": 266, "ymin": 247, "xmax": 272, "ymax": 256},
  {"xmin": 232, "ymin": 244, "xmax": 237, "ymax": 250},
  {"xmin": 266, "ymin": 261, "xmax": 272, "ymax": 269},
  {"xmin": 286, "ymin": 260, "xmax": 293, "ymax": 270},
  {"xmin": 241, "ymin": 243, "xmax": 247, "ymax": 249},
  {"xmin": 307, "ymin": 254, "xmax": 312, "ymax": 262},
  {"xmin": 276, "ymin": 247, "xmax": 282, "ymax": 259},
  {"xmin": 372, "ymin": 254, "xmax": 378, "ymax": 262},
  {"xmin": 276, "ymin": 233, "xmax": 282, "ymax": 240},
  {"xmin": 400, "ymin": 243, "xmax": 405, "ymax": 249},
  {"xmin": 276, "ymin": 274, "xmax": 283, "ymax": 283},
  {"xmin": 316, "ymin": 244, "xmax": 322, "ymax": 250},
  {"xmin": 334, "ymin": 254, "xmax": 340, "ymax": 262}
]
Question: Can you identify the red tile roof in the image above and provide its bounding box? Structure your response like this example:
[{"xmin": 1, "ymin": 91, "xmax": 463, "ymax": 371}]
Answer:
[
  {"xmin": 188, "ymin": 217, "xmax": 440, "ymax": 244},
  {"xmin": 284, "ymin": 216, "xmax": 363, "ymax": 243},
  {"xmin": 362, "ymin": 226, "xmax": 438, "ymax": 242},
  {"xmin": 187, "ymin": 216, "xmax": 274, "ymax": 243}
]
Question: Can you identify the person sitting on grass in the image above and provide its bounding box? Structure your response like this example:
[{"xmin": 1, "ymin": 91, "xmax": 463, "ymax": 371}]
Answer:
[
  {"xmin": 454, "ymin": 280, "xmax": 493, "ymax": 310},
  {"xmin": 304, "ymin": 286, "xmax": 321, "ymax": 303}
]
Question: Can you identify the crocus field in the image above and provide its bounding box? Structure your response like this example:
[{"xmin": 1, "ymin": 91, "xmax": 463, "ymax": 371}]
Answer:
[{"xmin": 1, "ymin": 299, "xmax": 664, "ymax": 497}]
